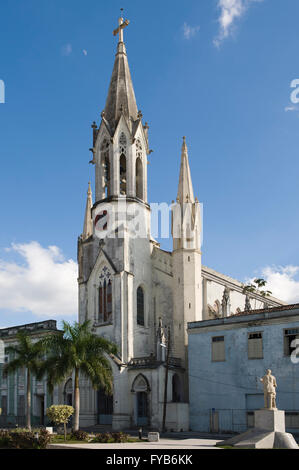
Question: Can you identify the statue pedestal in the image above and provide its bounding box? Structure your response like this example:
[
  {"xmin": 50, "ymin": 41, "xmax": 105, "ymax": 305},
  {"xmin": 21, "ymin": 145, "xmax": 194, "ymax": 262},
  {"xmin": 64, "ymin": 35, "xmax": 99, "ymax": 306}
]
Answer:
[
  {"xmin": 217, "ymin": 409, "xmax": 298, "ymax": 449},
  {"xmin": 254, "ymin": 409, "xmax": 285, "ymax": 433}
]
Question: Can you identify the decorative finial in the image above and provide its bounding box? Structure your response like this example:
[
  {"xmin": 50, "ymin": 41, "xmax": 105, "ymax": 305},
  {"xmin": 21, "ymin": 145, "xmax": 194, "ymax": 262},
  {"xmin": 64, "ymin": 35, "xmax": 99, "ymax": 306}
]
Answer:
[
  {"xmin": 91, "ymin": 121, "xmax": 97, "ymax": 129},
  {"xmin": 101, "ymin": 110, "xmax": 105, "ymax": 119},
  {"xmin": 182, "ymin": 136, "xmax": 188, "ymax": 153},
  {"xmin": 138, "ymin": 110, "xmax": 143, "ymax": 119}
]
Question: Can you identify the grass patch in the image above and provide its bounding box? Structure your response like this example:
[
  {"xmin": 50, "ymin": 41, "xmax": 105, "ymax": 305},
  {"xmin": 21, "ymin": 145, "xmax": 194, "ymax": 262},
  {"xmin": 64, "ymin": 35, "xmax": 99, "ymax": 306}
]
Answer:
[{"xmin": 50, "ymin": 434, "xmax": 143, "ymax": 445}]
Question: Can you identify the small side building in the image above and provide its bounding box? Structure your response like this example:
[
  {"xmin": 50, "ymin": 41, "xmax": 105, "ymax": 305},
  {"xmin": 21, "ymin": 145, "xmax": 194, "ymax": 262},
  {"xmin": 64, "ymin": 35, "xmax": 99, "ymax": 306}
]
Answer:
[
  {"xmin": 188, "ymin": 304, "xmax": 299, "ymax": 435},
  {"xmin": 0, "ymin": 320, "xmax": 62, "ymax": 428}
]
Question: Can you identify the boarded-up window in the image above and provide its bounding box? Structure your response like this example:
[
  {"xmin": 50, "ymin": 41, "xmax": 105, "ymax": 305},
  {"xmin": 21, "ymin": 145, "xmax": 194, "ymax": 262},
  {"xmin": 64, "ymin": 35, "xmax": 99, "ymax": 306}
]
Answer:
[
  {"xmin": 284, "ymin": 329, "xmax": 299, "ymax": 356},
  {"xmin": 247, "ymin": 412, "xmax": 254, "ymax": 428},
  {"xmin": 211, "ymin": 336, "xmax": 225, "ymax": 362},
  {"xmin": 248, "ymin": 332, "xmax": 263, "ymax": 359},
  {"xmin": 286, "ymin": 412, "xmax": 299, "ymax": 429},
  {"xmin": 210, "ymin": 410, "xmax": 219, "ymax": 432}
]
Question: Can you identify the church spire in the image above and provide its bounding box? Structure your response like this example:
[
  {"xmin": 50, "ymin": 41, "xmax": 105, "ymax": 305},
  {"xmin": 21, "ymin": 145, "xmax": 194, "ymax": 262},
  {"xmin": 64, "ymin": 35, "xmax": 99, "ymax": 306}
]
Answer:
[
  {"xmin": 82, "ymin": 182, "xmax": 93, "ymax": 240},
  {"xmin": 104, "ymin": 12, "xmax": 139, "ymax": 130},
  {"xmin": 177, "ymin": 136, "xmax": 195, "ymax": 204}
]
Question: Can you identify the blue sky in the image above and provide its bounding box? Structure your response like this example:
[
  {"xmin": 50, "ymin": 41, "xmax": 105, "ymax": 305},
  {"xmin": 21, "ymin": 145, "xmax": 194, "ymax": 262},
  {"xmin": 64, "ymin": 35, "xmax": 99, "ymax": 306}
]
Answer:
[{"xmin": 0, "ymin": 0, "xmax": 299, "ymax": 328}]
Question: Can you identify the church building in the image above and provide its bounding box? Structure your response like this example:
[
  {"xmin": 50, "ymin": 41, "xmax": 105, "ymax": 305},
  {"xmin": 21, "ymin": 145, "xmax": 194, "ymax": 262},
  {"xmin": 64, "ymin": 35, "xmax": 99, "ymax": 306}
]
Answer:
[{"xmin": 77, "ymin": 15, "xmax": 284, "ymax": 431}]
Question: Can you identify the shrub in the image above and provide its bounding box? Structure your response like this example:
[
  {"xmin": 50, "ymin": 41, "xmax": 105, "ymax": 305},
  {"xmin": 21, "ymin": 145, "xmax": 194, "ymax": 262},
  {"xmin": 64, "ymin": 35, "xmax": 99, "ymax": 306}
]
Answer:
[
  {"xmin": 111, "ymin": 432, "xmax": 129, "ymax": 443},
  {"xmin": 6, "ymin": 428, "xmax": 51, "ymax": 449},
  {"xmin": 0, "ymin": 430, "xmax": 11, "ymax": 447},
  {"xmin": 9, "ymin": 431, "xmax": 35, "ymax": 449},
  {"xmin": 93, "ymin": 432, "xmax": 112, "ymax": 443},
  {"xmin": 70, "ymin": 430, "xmax": 89, "ymax": 441},
  {"xmin": 36, "ymin": 428, "xmax": 51, "ymax": 449},
  {"xmin": 92, "ymin": 431, "xmax": 129, "ymax": 444}
]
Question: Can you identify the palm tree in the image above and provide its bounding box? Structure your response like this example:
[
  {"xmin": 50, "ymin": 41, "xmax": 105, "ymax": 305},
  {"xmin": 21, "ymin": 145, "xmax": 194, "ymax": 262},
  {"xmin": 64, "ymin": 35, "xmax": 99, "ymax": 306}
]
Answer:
[
  {"xmin": 38, "ymin": 320, "xmax": 117, "ymax": 431},
  {"xmin": 3, "ymin": 331, "xmax": 45, "ymax": 430}
]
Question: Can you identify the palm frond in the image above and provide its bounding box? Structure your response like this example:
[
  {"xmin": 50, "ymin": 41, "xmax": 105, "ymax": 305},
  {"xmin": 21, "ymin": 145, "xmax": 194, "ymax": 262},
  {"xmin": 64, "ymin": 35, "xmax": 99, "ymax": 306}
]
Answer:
[{"xmin": 3, "ymin": 357, "xmax": 25, "ymax": 377}]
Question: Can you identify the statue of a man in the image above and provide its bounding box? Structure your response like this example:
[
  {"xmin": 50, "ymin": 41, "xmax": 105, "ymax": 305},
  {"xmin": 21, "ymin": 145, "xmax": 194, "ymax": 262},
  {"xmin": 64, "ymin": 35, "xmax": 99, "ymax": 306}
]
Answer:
[{"xmin": 260, "ymin": 369, "xmax": 277, "ymax": 409}]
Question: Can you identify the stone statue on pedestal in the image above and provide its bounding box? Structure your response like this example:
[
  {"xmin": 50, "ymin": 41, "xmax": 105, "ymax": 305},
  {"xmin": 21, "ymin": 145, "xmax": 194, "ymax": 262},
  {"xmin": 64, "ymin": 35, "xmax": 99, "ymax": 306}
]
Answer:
[
  {"xmin": 218, "ymin": 368, "xmax": 298, "ymax": 448},
  {"xmin": 260, "ymin": 369, "xmax": 277, "ymax": 410}
]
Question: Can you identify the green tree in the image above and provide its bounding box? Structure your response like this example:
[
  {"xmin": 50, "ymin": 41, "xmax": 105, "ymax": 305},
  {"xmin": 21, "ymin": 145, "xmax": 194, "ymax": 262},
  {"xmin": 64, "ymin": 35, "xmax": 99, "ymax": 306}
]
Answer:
[
  {"xmin": 46, "ymin": 405, "xmax": 74, "ymax": 441},
  {"xmin": 242, "ymin": 278, "xmax": 272, "ymax": 310},
  {"xmin": 38, "ymin": 320, "xmax": 117, "ymax": 431},
  {"xmin": 3, "ymin": 331, "xmax": 45, "ymax": 430}
]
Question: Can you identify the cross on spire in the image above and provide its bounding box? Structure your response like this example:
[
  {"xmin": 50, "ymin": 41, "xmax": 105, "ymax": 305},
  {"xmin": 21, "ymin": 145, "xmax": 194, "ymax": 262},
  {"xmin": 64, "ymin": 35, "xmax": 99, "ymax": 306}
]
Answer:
[{"xmin": 113, "ymin": 10, "xmax": 130, "ymax": 43}]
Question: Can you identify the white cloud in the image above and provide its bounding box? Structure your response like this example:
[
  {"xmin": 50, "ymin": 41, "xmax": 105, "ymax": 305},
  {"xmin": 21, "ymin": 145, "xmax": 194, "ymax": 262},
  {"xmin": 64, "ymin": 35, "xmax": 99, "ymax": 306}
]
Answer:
[
  {"xmin": 183, "ymin": 22, "xmax": 200, "ymax": 40},
  {"xmin": 0, "ymin": 242, "xmax": 78, "ymax": 318},
  {"xmin": 247, "ymin": 265, "xmax": 299, "ymax": 304},
  {"xmin": 285, "ymin": 105, "xmax": 299, "ymax": 113},
  {"xmin": 82, "ymin": 49, "xmax": 88, "ymax": 56},
  {"xmin": 61, "ymin": 43, "xmax": 72, "ymax": 56},
  {"xmin": 214, "ymin": 0, "xmax": 263, "ymax": 47}
]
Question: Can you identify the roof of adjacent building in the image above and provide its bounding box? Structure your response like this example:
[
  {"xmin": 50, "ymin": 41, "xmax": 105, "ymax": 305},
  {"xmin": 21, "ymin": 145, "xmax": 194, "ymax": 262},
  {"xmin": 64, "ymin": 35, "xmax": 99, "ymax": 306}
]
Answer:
[
  {"xmin": 231, "ymin": 303, "xmax": 299, "ymax": 317},
  {"xmin": 0, "ymin": 320, "xmax": 59, "ymax": 338},
  {"xmin": 188, "ymin": 304, "xmax": 299, "ymax": 331}
]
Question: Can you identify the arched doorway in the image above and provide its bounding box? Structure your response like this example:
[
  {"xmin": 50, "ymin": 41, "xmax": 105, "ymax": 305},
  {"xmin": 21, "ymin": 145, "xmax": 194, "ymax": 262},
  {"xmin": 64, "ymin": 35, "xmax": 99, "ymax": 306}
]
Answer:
[
  {"xmin": 132, "ymin": 374, "xmax": 150, "ymax": 427},
  {"xmin": 97, "ymin": 387, "xmax": 113, "ymax": 425},
  {"xmin": 64, "ymin": 378, "xmax": 73, "ymax": 406},
  {"xmin": 172, "ymin": 374, "xmax": 182, "ymax": 402}
]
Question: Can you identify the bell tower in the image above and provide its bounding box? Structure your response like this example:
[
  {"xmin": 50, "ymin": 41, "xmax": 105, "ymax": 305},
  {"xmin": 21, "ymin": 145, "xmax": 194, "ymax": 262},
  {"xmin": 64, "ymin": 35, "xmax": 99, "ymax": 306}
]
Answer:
[
  {"xmin": 89, "ymin": 14, "xmax": 149, "ymax": 206},
  {"xmin": 78, "ymin": 12, "xmax": 153, "ymax": 368}
]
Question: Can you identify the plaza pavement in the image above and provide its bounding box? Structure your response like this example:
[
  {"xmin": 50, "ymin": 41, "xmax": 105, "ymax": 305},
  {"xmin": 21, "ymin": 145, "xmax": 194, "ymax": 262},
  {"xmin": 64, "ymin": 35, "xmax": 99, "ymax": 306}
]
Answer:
[{"xmin": 48, "ymin": 437, "xmax": 221, "ymax": 449}]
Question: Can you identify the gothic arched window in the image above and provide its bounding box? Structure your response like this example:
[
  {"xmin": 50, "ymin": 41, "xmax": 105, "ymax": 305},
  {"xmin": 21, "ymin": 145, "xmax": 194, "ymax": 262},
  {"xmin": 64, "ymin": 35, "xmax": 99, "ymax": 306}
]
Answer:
[
  {"xmin": 107, "ymin": 280, "xmax": 112, "ymax": 320},
  {"xmin": 136, "ymin": 157, "xmax": 143, "ymax": 199},
  {"xmin": 98, "ymin": 268, "xmax": 112, "ymax": 324},
  {"xmin": 101, "ymin": 140, "xmax": 110, "ymax": 198},
  {"xmin": 119, "ymin": 133, "xmax": 127, "ymax": 195},
  {"xmin": 137, "ymin": 286, "xmax": 145, "ymax": 326}
]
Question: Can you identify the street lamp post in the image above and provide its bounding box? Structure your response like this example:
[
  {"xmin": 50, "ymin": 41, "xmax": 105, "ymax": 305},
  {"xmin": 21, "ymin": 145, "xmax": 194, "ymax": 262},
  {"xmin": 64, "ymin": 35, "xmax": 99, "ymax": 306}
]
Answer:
[{"xmin": 162, "ymin": 326, "xmax": 171, "ymax": 433}]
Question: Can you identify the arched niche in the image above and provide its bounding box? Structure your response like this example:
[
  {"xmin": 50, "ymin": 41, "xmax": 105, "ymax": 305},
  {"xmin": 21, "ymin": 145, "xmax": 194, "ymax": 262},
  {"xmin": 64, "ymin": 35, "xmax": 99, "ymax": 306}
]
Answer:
[{"xmin": 119, "ymin": 132, "xmax": 127, "ymax": 195}]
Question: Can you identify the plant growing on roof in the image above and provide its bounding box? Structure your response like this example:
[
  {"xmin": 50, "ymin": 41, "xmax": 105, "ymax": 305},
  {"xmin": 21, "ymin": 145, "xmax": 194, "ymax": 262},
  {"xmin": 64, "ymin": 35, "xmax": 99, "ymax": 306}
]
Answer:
[{"xmin": 242, "ymin": 278, "xmax": 272, "ymax": 310}]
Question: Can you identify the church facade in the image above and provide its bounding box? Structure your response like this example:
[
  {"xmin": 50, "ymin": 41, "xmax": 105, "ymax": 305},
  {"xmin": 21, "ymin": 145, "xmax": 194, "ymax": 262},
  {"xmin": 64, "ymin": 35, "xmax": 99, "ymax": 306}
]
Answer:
[{"xmin": 77, "ymin": 15, "xmax": 284, "ymax": 431}]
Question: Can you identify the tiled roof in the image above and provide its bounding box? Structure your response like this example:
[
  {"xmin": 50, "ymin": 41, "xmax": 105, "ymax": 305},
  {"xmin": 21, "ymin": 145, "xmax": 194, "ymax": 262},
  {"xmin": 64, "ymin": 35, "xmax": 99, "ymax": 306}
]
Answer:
[{"xmin": 231, "ymin": 303, "xmax": 299, "ymax": 317}]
